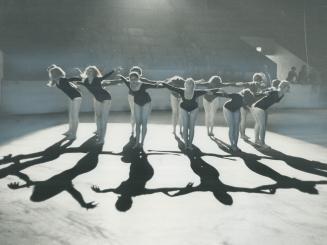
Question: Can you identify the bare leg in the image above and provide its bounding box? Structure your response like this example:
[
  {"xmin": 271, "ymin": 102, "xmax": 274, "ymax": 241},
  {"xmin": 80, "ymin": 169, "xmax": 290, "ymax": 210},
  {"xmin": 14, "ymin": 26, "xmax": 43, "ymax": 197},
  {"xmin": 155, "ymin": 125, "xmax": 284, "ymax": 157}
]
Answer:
[
  {"xmin": 209, "ymin": 97, "xmax": 219, "ymax": 135},
  {"xmin": 252, "ymin": 107, "xmax": 260, "ymax": 144},
  {"xmin": 133, "ymin": 103, "xmax": 142, "ymax": 148},
  {"xmin": 98, "ymin": 100, "xmax": 111, "ymax": 144},
  {"xmin": 68, "ymin": 97, "xmax": 82, "ymax": 139},
  {"xmin": 223, "ymin": 107, "xmax": 234, "ymax": 149},
  {"xmin": 128, "ymin": 94, "xmax": 135, "ymax": 136},
  {"xmin": 94, "ymin": 99, "xmax": 102, "ymax": 137},
  {"xmin": 170, "ymin": 94, "xmax": 180, "ymax": 134},
  {"xmin": 180, "ymin": 108, "xmax": 190, "ymax": 149},
  {"xmin": 188, "ymin": 107, "xmax": 199, "ymax": 149},
  {"xmin": 257, "ymin": 108, "xmax": 268, "ymax": 146},
  {"xmin": 63, "ymin": 99, "xmax": 73, "ymax": 136},
  {"xmin": 140, "ymin": 102, "xmax": 152, "ymax": 147},
  {"xmin": 240, "ymin": 107, "xmax": 249, "ymax": 139},
  {"xmin": 203, "ymin": 98, "xmax": 211, "ymax": 135},
  {"xmin": 233, "ymin": 110, "xmax": 241, "ymax": 149}
]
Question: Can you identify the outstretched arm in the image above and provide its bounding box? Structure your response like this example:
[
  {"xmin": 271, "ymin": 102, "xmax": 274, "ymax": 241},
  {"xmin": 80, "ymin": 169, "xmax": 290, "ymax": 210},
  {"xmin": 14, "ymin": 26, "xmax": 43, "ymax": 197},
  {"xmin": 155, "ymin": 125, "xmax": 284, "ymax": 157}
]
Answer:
[
  {"xmin": 102, "ymin": 78, "xmax": 124, "ymax": 86},
  {"xmin": 66, "ymin": 77, "xmax": 83, "ymax": 82},
  {"xmin": 7, "ymin": 176, "xmax": 35, "ymax": 189},
  {"xmin": 162, "ymin": 82, "xmax": 184, "ymax": 94},
  {"xmin": 143, "ymin": 187, "xmax": 183, "ymax": 195},
  {"xmin": 68, "ymin": 185, "xmax": 97, "ymax": 209},
  {"xmin": 163, "ymin": 183, "xmax": 197, "ymax": 197},
  {"xmin": 91, "ymin": 185, "xmax": 117, "ymax": 193},
  {"xmin": 101, "ymin": 70, "xmax": 116, "ymax": 80}
]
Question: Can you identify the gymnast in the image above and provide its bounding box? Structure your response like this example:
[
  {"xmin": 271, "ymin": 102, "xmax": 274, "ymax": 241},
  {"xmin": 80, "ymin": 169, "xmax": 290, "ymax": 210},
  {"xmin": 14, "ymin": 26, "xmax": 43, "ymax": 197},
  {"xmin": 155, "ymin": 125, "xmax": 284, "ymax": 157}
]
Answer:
[
  {"xmin": 113, "ymin": 72, "xmax": 164, "ymax": 149},
  {"xmin": 201, "ymin": 75, "xmax": 236, "ymax": 136},
  {"xmin": 162, "ymin": 76, "xmax": 221, "ymax": 150},
  {"xmin": 47, "ymin": 64, "xmax": 82, "ymax": 140},
  {"xmin": 76, "ymin": 66, "xmax": 121, "ymax": 144},
  {"xmin": 212, "ymin": 89, "xmax": 255, "ymax": 152},
  {"xmin": 252, "ymin": 80, "xmax": 290, "ymax": 148},
  {"xmin": 234, "ymin": 73, "xmax": 267, "ymax": 140}
]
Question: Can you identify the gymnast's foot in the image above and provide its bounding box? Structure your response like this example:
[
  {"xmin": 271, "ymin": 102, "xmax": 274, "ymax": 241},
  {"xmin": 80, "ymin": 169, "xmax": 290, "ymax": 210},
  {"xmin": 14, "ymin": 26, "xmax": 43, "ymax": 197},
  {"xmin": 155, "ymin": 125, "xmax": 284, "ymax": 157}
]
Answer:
[
  {"xmin": 259, "ymin": 144, "xmax": 271, "ymax": 149},
  {"xmin": 62, "ymin": 131, "xmax": 72, "ymax": 136},
  {"xmin": 65, "ymin": 135, "xmax": 76, "ymax": 141},
  {"xmin": 241, "ymin": 134, "xmax": 250, "ymax": 140}
]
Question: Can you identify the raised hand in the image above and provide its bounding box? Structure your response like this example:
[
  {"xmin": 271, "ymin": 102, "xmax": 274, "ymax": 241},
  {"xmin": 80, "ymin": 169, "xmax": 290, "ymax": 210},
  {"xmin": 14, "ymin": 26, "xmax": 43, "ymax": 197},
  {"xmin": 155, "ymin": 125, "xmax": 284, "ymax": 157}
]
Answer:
[
  {"xmin": 91, "ymin": 185, "xmax": 101, "ymax": 193},
  {"xmin": 186, "ymin": 182, "xmax": 194, "ymax": 189},
  {"xmin": 84, "ymin": 201, "xmax": 98, "ymax": 210},
  {"xmin": 115, "ymin": 66, "xmax": 123, "ymax": 74},
  {"xmin": 8, "ymin": 182, "xmax": 22, "ymax": 189}
]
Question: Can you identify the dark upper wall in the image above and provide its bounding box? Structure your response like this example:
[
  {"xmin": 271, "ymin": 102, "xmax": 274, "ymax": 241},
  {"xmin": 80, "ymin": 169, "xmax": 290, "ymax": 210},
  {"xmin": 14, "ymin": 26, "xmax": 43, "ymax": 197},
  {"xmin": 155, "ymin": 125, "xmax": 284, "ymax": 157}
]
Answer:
[{"xmin": 0, "ymin": 0, "xmax": 324, "ymax": 80}]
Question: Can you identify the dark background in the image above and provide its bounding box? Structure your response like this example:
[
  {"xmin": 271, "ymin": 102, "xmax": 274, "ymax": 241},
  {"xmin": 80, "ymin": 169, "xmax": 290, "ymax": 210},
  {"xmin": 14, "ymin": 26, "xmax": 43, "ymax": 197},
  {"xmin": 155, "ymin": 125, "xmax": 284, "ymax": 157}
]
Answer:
[{"xmin": 0, "ymin": 0, "xmax": 325, "ymax": 81}]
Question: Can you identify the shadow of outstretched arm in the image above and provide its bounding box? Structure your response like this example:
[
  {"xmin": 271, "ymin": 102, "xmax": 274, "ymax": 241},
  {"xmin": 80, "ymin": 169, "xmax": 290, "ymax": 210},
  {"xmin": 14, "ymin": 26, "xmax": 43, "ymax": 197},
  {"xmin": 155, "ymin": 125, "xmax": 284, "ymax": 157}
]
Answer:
[{"xmin": 68, "ymin": 185, "xmax": 97, "ymax": 210}]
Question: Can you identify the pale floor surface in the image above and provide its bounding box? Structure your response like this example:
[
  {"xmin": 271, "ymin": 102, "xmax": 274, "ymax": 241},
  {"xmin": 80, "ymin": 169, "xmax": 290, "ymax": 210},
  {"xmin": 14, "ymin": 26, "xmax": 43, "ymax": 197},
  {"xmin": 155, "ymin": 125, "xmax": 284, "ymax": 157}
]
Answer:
[{"xmin": 0, "ymin": 110, "xmax": 326, "ymax": 245}]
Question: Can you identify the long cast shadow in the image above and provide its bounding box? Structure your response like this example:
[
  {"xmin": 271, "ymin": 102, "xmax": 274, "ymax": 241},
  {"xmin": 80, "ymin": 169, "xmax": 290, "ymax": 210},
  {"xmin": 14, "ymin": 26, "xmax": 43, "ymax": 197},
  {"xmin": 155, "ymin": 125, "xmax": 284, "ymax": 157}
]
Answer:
[
  {"xmin": 161, "ymin": 136, "xmax": 273, "ymax": 205},
  {"xmin": 245, "ymin": 140, "xmax": 327, "ymax": 178},
  {"xmin": 91, "ymin": 136, "xmax": 182, "ymax": 212},
  {"xmin": 210, "ymin": 137, "xmax": 327, "ymax": 194},
  {"xmin": 0, "ymin": 138, "xmax": 74, "ymax": 166},
  {"xmin": 6, "ymin": 136, "xmax": 105, "ymax": 209},
  {"xmin": 0, "ymin": 138, "xmax": 74, "ymax": 183}
]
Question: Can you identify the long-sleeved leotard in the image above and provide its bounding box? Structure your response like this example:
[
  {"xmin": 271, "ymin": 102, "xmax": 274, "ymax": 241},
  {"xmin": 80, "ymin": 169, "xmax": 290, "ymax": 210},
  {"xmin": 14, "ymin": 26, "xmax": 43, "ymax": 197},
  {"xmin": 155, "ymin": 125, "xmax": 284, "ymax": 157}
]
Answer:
[
  {"xmin": 253, "ymin": 90, "xmax": 283, "ymax": 110},
  {"xmin": 211, "ymin": 92, "xmax": 245, "ymax": 112},
  {"xmin": 79, "ymin": 70, "xmax": 115, "ymax": 102},
  {"xmin": 55, "ymin": 77, "xmax": 82, "ymax": 100}
]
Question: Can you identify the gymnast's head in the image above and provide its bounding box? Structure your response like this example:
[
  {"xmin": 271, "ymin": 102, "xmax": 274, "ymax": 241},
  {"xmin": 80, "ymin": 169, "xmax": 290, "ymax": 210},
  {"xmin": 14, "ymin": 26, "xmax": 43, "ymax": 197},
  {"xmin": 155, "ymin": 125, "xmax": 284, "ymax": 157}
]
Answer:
[
  {"xmin": 208, "ymin": 75, "xmax": 222, "ymax": 88},
  {"xmin": 213, "ymin": 189, "xmax": 233, "ymax": 205},
  {"xmin": 184, "ymin": 78, "xmax": 195, "ymax": 91},
  {"xmin": 83, "ymin": 66, "xmax": 102, "ymax": 79},
  {"xmin": 48, "ymin": 65, "xmax": 65, "ymax": 80},
  {"xmin": 130, "ymin": 66, "xmax": 143, "ymax": 77},
  {"xmin": 272, "ymin": 79, "xmax": 281, "ymax": 89},
  {"xmin": 115, "ymin": 195, "xmax": 133, "ymax": 212},
  {"xmin": 129, "ymin": 71, "xmax": 140, "ymax": 83},
  {"xmin": 253, "ymin": 73, "xmax": 264, "ymax": 82},
  {"xmin": 278, "ymin": 80, "xmax": 291, "ymax": 94}
]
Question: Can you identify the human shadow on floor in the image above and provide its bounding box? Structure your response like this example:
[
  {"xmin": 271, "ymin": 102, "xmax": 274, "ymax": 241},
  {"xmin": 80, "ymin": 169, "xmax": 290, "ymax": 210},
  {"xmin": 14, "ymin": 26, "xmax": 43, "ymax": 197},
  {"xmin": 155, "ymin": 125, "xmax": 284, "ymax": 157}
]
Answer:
[
  {"xmin": 158, "ymin": 135, "xmax": 273, "ymax": 205},
  {"xmin": 0, "ymin": 138, "xmax": 74, "ymax": 165},
  {"xmin": 244, "ymin": 140, "xmax": 327, "ymax": 178},
  {"xmin": 0, "ymin": 138, "xmax": 74, "ymax": 183},
  {"xmin": 91, "ymin": 136, "xmax": 183, "ymax": 212},
  {"xmin": 6, "ymin": 136, "xmax": 104, "ymax": 209},
  {"xmin": 210, "ymin": 137, "xmax": 327, "ymax": 194}
]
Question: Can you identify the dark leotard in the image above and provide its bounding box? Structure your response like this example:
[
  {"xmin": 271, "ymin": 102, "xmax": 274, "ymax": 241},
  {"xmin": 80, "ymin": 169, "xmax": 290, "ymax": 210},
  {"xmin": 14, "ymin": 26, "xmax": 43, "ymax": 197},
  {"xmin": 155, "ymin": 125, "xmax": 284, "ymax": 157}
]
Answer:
[
  {"xmin": 122, "ymin": 78, "xmax": 159, "ymax": 106},
  {"xmin": 169, "ymin": 79, "xmax": 185, "ymax": 99},
  {"xmin": 242, "ymin": 81, "xmax": 264, "ymax": 94},
  {"xmin": 163, "ymin": 83, "xmax": 218, "ymax": 112},
  {"xmin": 203, "ymin": 93, "xmax": 220, "ymax": 102},
  {"xmin": 253, "ymin": 91, "xmax": 283, "ymax": 110},
  {"xmin": 81, "ymin": 71, "xmax": 115, "ymax": 102},
  {"xmin": 223, "ymin": 93, "xmax": 244, "ymax": 112},
  {"xmin": 56, "ymin": 77, "xmax": 82, "ymax": 100}
]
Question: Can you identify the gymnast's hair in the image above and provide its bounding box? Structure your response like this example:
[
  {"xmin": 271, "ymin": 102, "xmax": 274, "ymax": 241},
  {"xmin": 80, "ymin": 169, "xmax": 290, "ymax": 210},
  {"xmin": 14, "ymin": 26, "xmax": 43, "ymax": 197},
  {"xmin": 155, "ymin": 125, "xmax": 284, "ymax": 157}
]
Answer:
[
  {"xmin": 272, "ymin": 79, "xmax": 281, "ymax": 88},
  {"xmin": 81, "ymin": 66, "xmax": 102, "ymax": 78},
  {"xmin": 252, "ymin": 72, "xmax": 263, "ymax": 82},
  {"xmin": 115, "ymin": 196, "xmax": 133, "ymax": 212},
  {"xmin": 167, "ymin": 75, "xmax": 184, "ymax": 83},
  {"xmin": 208, "ymin": 75, "xmax": 222, "ymax": 86},
  {"xmin": 130, "ymin": 66, "xmax": 143, "ymax": 76},
  {"xmin": 129, "ymin": 71, "xmax": 140, "ymax": 79},
  {"xmin": 278, "ymin": 80, "xmax": 290, "ymax": 90},
  {"xmin": 48, "ymin": 65, "xmax": 66, "ymax": 79}
]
